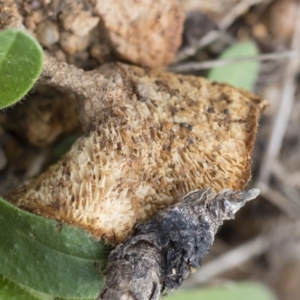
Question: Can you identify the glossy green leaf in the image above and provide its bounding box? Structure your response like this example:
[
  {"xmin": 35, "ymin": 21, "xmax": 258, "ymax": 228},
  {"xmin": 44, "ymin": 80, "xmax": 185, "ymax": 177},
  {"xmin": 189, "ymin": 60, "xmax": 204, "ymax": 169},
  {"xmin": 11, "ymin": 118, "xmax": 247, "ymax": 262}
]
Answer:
[
  {"xmin": 0, "ymin": 197, "xmax": 111, "ymax": 298},
  {"xmin": 208, "ymin": 41, "xmax": 260, "ymax": 91},
  {"xmin": 0, "ymin": 29, "xmax": 43, "ymax": 109},
  {"xmin": 167, "ymin": 282, "xmax": 276, "ymax": 300}
]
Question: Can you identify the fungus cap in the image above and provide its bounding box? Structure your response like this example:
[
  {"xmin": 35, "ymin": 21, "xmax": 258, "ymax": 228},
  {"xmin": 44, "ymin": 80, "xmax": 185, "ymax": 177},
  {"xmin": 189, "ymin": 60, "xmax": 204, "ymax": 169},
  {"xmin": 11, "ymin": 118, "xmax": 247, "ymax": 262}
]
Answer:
[{"xmin": 8, "ymin": 63, "xmax": 266, "ymax": 244}]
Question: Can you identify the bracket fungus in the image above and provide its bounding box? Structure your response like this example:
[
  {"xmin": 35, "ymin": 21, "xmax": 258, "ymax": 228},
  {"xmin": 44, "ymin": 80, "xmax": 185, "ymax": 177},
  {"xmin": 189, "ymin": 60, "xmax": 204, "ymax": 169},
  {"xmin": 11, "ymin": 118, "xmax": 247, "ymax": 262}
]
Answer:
[{"xmin": 7, "ymin": 62, "xmax": 266, "ymax": 245}]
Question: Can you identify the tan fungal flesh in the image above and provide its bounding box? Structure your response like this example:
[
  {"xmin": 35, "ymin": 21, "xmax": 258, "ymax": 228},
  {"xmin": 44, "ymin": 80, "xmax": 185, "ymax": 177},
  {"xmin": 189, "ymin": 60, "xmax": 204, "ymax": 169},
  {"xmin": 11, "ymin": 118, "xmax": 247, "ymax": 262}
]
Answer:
[{"xmin": 8, "ymin": 63, "xmax": 265, "ymax": 244}]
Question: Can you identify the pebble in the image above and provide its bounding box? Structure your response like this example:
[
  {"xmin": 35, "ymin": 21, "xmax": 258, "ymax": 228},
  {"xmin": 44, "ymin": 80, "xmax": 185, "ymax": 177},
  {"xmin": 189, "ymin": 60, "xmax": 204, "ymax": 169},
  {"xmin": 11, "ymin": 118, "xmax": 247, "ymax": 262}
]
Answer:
[{"xmin": 36, "ymin": 21, "xmax": 59, "ymax": 47}]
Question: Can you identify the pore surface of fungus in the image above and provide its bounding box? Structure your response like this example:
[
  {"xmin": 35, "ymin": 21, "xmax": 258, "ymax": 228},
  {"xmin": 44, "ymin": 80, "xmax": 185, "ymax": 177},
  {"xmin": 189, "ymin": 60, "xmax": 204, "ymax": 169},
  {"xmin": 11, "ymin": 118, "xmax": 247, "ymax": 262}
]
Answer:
[{"xmin": 8, "ymin": 63, "xmax": 265, "ymax": 244}]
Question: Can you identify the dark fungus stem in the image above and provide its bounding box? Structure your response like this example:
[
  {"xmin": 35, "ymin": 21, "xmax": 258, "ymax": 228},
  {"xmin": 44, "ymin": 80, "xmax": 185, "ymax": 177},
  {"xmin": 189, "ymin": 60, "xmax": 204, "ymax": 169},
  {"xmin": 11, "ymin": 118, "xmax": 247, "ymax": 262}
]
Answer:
[{"xmin": 98, "ymin": 188, "xmax": 260, "ymax": 300}]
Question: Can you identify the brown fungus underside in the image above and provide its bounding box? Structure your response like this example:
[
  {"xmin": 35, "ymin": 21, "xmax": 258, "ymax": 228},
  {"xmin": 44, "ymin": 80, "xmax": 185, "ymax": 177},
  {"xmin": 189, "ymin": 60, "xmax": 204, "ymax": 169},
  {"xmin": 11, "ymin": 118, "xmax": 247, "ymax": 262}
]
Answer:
[{"xmin": 7, "ymin": 63, "xmax": 266, "ymax": 244}]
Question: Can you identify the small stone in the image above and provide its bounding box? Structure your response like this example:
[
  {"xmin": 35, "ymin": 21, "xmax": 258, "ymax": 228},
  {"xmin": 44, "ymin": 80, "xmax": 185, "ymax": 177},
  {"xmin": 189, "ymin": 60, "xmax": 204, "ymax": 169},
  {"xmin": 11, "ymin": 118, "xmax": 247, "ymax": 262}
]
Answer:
[
  {"xmin": 61, "ymin": 11, "xmax": 100, "ymax": 37},
  {"xmin": 36, "ymin": 21, "xmax": 59, "ymax": 47},
  {"xmin": 54, "ymin": 50, "xmax": 67, "ymax": 62},
  {"xmin": 59, "ymin": 32, "xmax": 89, "ymax": 54},
  {"xmin": 94, "ymin": 0, "xmax": 184, "ymax": 67}
]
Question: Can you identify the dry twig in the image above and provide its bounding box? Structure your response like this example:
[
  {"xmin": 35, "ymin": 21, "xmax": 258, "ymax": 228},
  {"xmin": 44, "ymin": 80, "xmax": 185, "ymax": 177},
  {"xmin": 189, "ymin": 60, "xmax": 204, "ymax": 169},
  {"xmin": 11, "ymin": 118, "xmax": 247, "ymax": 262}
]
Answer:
[
  {"xmin": 185, "ymin": 217, "xmax": 300, "ymax": 286},
  {"xmin": 175, "ymin": 0, "xmax": 266, "ymax": 62},
  {"xmin": 258, "ymin": 183, "xmax": 300, "ymax": 217},
  {"xmin": 99, "ymin": 189, "xmax": 259, "ymax": 300},
  {"xmin": 184, "ymin": 235, "xmax": 270, "ymax": 286},
  {"xmin": 169, "ymin": 50, "xmax": 298, "ymax": 73},
  {"xmin": 258, "ymin": 3, "xmax": 300, "ymax": 186}
]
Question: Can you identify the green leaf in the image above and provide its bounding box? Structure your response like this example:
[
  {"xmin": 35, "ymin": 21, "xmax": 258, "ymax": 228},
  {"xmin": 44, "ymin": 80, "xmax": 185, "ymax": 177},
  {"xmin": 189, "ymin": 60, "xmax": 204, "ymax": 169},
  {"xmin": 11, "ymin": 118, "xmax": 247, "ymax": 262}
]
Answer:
[
  {"xmin": 53, "ymin": 134, "xmax": 82, "ymax": 161},
  {"xmin": 0, "ymin": 274, "xmax": 51, "ymax": 300},
  {"xmin": 0, "ymin": 29, "xmax": 43, "ymax": 109},
  {"xmin": 0, "ymin": 274, "xmax": 96, "ymax": 300},
  {"xmin": 208, "ymin": 41, "xmax": 260, "ymax": 91},
  {"xmin": 167, "ymin": 282, "xmax": 276, "ymax": 300},
  {"xmin": 0, "ymin": 197, "xmax": 111, "ymax": 298}
]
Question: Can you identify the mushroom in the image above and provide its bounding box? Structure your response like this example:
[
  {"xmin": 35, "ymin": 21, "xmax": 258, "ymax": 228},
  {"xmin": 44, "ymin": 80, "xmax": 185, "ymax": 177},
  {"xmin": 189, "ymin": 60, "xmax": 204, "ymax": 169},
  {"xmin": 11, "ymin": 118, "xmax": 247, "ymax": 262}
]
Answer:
[{"xmin": 7, "ymin": 62, "xmax": 266, "ymax": 244}]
